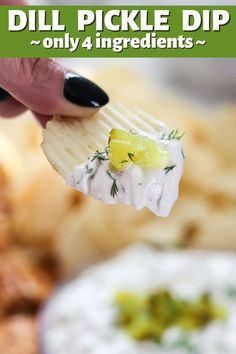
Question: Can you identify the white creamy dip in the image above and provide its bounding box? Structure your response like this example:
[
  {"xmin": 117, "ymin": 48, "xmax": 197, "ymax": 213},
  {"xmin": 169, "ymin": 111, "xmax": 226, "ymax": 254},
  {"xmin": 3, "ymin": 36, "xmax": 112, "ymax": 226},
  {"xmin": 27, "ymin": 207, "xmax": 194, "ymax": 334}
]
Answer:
[
  {"xmin": 66, "ymin": 130, "xmax": 184, "ymax": 217},
  {"xmin": 41, "ymin": 244, "xmax": 236, "ymax": 354}
]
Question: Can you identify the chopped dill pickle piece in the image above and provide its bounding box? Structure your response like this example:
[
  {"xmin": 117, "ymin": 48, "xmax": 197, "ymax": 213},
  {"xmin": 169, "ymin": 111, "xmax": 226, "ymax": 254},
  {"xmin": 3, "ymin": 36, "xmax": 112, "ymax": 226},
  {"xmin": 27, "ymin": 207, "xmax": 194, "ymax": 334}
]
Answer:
[
  {"xmin": 126, "ymin": 315, "xmax": 154, "ymax": 340},
  {"xmin": 108, "ymin": 129, "xmax": 169, "ymax": 171},
  {"xmin": 114, "ymin": 289, "xmax": 226, "ymax": 343}
]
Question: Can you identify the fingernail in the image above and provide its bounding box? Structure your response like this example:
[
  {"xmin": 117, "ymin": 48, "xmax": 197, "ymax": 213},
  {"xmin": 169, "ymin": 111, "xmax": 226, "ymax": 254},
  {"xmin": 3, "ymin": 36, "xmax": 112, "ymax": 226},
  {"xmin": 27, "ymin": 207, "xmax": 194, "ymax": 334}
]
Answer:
[
  {"xmin": 64, "ymin": 73, "xmax": 109, "ymax": 108},
  {"xmin": 0, "ymin": 88, "xmax": 9, "ymax": 101}
]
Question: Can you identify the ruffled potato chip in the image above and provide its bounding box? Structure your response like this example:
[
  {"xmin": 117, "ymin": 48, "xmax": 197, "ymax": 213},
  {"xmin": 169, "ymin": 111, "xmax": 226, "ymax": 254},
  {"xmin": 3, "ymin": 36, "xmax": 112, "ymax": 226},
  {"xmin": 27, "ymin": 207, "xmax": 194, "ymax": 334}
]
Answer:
[{"xmin": 41, "ymin": 103, "xmax": 167, "ymax": 179}]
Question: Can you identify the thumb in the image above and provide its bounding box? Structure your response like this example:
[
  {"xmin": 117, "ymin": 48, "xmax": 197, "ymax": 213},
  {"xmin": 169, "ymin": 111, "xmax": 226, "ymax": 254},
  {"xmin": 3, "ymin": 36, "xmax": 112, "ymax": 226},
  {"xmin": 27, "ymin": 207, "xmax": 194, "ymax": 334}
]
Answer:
[{"xmin": 0, "ymin": 58, "xmax": 109, "ymax": 118}]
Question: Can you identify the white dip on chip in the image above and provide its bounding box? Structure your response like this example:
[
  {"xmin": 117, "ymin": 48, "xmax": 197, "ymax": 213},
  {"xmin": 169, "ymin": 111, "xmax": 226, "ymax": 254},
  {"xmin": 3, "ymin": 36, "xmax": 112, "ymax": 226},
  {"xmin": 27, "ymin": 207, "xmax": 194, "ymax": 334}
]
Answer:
[
  {"xmin": 66, "ymin": 129, "xmax": 184, "ymax": 217},
  {"xmin": 42, "ymin": 244, "xmax": 236, "ymax": 354}
]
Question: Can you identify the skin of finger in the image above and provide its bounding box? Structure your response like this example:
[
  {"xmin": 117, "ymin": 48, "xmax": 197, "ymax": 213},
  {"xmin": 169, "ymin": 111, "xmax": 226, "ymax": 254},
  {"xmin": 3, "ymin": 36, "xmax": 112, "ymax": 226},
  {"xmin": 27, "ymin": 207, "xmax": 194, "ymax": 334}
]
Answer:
[
  {"xmin": 0, "ymin": 58, "xmax": 99, "ymax": 118},
  {"xmin": 0, "ymin": 96, "xmax": 26, "ymax": 118},
  {"xmin": 0, "ymin": 0, "xmax": 26, "ymax": 4},
  {"xmin": 33, "ymin": 112, "xmax": 53, "ymax": 128}
]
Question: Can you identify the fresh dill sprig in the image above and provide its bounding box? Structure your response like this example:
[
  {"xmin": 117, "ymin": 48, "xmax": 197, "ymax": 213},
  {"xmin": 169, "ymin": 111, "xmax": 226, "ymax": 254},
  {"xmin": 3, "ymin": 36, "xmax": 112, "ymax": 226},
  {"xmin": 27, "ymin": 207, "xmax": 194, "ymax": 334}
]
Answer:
[
  {"xmin": 120, "ymin": 159, "xmax": 128, "ymax": 164},
  {"xmin": 106, "ymin": 170, "xmax": 119, "ymax": 197},
  {"xmin": 91, "ymin": 146, "xmax": 109, "ymax": 162},
  {"xmin": 111, "ymin": 182, "xmax": 118, "ymax": 197},
  {"xmin": 119, "ymin": 153, "xmax": 135, "ymax": 166},
  {"xmin": 85, "ymin": 167, "xmax": 94, "ymax": 174},
  {"xmin": 164, "ymin": 164, "xmax": 176, "ymax": 174},
  {"xmin": 128, "ymin": 152, "xmax": 135, "ymax": 161},
  {"xmin": 161, "ymin": 129, "xmax": 185, "ymax": 141}
]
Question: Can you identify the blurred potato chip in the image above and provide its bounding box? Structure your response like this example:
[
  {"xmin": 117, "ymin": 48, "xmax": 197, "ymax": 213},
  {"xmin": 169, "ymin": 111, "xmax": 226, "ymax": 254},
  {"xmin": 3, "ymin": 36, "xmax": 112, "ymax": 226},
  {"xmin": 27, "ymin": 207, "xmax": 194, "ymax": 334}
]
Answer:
[
  {"xmin": 133, "ymin": 195, "xmax": 210, "ymax": 246},
  {"xmin": 0, "ymin": 133, "xmax": 23, "ymax": 184},
  {"xmin": 206, "ymin": 106, "xmax": 236, "ymax": 168},
  {"xmin": 55, "ymin": 198, "xmax": 139, "ymax": 272},
  {"xmin": 182, "ymin": 143, "xmax": 223, "ymax": 191},
  {"xmin": 199, "ymin": 169, "xmax": 236, "ymax": 203},
  {"xmin": 0, "ymin": 111, "xmax": 41, "ymax": 154},
  {"xmin": 190, "ymin": 207, "xmax": 236, "ymax": 250},
  {"xmin": 0, "ymin": 187, "xmax": 11, "ymax": 251},
  {"xmin": 11, "ymin": 165, "xmax": 86, "ymax": 247}
]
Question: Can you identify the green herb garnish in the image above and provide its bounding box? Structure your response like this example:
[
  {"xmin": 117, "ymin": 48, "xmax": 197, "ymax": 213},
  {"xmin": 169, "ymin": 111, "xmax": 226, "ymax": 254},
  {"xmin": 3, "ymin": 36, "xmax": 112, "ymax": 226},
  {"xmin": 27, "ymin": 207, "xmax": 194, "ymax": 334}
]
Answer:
[
  {"xmin": 106, "ymin": 170, "xmax": 118, "ymax": 197},
  {"xmin": 164, "ymin": 164, "xmax": 176, "ymax": 174},
  {"xmin": 161, "ymin": 129, "xmax": 185, "ymax": 141},
  {"xmin": 128, "ymin": 152, "xmax": 135, "ymax": 161},
  {"xmin": 120, "ymin": 152, "xmax": 135, "ymax": 165},
  {"xmin": 91, "ymin": 146, "xmax": 109, "ymax": 162},
  {"xmin": 114, "ymin": 289, "xmax": 226, "ymax": 344},
  {"xmin": 85, "ymin": 165, "xmax": 94, "ymax": 175},
  {"xmin": 119, "ymin": 153, "xmax": 135, "ymax": 166}
]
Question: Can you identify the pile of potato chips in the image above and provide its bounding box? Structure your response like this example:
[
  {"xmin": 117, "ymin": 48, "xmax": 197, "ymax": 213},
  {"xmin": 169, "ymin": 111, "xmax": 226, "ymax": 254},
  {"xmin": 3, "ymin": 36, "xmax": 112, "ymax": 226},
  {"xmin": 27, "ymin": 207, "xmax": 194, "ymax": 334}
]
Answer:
[{"xmin": 0, "ymin": 65, "xmax": 236, "ymax": 274}]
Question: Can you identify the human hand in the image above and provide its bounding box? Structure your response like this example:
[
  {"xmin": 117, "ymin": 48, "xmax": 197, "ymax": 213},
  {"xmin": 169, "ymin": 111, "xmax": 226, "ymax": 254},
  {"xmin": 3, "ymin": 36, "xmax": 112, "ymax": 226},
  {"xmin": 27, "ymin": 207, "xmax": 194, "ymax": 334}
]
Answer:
[{"xmin": 0, "ymin": 58, "xmax": 109, "ymax": 126}]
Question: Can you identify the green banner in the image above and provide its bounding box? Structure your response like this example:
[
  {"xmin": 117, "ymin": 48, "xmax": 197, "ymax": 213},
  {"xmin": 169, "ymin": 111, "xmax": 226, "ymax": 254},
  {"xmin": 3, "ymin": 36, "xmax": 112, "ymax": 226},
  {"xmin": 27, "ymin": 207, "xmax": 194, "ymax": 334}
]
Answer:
[{"xmin": 0, "ymin": 6, "xmax": 234, "ymax": 57}]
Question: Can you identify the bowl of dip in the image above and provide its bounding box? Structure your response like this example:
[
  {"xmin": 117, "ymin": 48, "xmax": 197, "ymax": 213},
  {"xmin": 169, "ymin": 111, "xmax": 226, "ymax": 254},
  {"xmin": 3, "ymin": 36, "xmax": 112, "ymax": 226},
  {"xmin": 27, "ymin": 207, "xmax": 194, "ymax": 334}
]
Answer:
[{"xmin": 40, "ymin": 243, "xmax": 236, "ymax": 354}]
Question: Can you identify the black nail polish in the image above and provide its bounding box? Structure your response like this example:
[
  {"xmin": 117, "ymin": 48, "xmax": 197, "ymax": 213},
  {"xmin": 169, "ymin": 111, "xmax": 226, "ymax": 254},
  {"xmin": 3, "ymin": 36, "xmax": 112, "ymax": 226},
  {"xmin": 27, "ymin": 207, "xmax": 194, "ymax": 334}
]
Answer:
[
  {"xmin": 64, "ymin": 73, "xmax": 109, "ymax": 108},
  {"xmin": 0, "ymin": 88, "xmax": 9, "ymax": 101}
]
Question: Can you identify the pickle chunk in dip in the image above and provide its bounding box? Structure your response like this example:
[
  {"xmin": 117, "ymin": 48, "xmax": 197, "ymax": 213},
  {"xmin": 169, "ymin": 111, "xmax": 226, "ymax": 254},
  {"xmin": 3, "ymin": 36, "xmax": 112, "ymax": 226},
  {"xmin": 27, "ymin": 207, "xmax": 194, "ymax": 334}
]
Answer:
[
  {"xmin": 109, "ymin": 129, "xmax": 169, "ymax": 170},
  {"xmin": 66, "ymin": 127, "xmax": 184, "ymax": 217}
]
